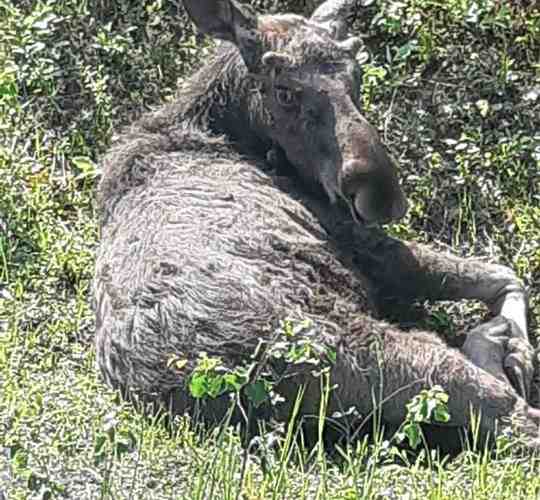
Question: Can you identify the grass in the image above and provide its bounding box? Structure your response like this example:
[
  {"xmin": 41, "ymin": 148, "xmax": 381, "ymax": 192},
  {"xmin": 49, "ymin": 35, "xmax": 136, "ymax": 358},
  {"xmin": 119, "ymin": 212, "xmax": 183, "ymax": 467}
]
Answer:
[{"xmin": 0, "ymin": 0, "xmax": 539, "ymax": 498}]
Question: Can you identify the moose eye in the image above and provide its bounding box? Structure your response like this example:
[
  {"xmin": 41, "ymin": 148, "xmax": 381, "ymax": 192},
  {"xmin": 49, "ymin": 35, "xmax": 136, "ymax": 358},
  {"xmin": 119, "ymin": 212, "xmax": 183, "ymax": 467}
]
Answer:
[{"xmin": 274, "ymin": 86, "xmax": 299, "ymax": 109}]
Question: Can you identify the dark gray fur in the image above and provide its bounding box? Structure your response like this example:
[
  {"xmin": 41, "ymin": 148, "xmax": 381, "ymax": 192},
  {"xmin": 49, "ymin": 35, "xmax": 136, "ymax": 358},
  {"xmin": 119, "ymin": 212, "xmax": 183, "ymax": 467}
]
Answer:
[{"xmin": 95, "ymin": 0, "xmax": 539, "ymax": 451}]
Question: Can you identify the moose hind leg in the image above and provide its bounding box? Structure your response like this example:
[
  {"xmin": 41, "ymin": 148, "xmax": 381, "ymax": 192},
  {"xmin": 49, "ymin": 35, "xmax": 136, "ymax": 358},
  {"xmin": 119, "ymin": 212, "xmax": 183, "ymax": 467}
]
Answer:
[{"xmin": 339, "ymin": 324, "xmax": 540, "ymax": 451}]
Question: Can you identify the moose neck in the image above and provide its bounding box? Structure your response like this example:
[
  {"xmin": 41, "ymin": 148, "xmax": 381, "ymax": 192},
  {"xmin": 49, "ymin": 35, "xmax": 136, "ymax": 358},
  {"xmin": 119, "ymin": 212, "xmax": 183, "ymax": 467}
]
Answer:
[{"xmin": 181, "ymin": 44, "xmax": 271, "ymax": 157}]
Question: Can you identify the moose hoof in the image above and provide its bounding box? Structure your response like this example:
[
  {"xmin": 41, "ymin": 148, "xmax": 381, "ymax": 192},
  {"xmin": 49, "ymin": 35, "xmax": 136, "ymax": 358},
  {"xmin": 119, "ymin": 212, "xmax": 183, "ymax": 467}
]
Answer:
[
  {"xmin": 504, "ymin": 335, "xmax": 536, "ymax": 402},
  {"xmin": 463, "ymin": 316, "xmax": 535, "ymax": 400},
  {"xmin": 462, "ymin": 316, "xmax": 510, "ymax": 379}
]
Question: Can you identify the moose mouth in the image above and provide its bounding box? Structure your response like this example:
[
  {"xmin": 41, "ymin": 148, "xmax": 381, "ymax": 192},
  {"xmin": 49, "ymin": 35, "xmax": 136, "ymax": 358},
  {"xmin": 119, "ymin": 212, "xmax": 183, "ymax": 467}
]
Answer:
[
  {"xmin": 342, "ymin": 194, "xmax": 382, "ymax": 229},
  {"xmin": 341, "ymin": 189, "xmax": 409, "ymax": 228}
]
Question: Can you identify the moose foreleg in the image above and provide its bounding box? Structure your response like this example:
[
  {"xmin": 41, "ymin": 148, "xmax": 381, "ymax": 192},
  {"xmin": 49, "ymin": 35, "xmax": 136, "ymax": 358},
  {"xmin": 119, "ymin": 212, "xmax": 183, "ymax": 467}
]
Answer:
[
  {"xmin": 406, "ymin": 243, "xmax": 528, "ymax": 335},
  {"xmin": 353, "ymin": 230, "xmax": 535, "ymax": 399}
]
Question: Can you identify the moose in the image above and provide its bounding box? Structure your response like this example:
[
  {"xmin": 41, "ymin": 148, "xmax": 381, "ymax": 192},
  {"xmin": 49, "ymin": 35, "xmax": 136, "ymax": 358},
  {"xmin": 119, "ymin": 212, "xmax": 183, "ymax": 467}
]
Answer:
[{"xmin": 94, "ymin": 0, "xmax": 540, "ymax": 451}]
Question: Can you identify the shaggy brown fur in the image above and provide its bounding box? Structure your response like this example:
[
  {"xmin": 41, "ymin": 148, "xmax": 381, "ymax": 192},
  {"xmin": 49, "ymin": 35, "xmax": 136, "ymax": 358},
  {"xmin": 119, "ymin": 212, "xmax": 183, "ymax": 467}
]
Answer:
[{"xmin": 94, "ymin": 0, "xmax": 539, "ymax": 452}]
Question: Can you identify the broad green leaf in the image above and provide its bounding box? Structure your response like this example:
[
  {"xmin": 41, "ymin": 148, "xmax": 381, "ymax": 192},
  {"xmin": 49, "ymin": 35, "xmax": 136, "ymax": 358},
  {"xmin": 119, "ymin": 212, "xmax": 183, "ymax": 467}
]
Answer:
[
  {"xmin": 245, "ymin": 380, "xmax": 270, "ymax": 408},
  {"xmin": 189, "ymin": 374, "xmax": 208, "ymax": 399}
]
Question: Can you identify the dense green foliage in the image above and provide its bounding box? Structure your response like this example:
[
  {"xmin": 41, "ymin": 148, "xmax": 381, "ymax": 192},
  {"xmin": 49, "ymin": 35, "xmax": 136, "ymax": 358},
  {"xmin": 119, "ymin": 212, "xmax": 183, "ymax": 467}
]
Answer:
[{"xmin": 0, "ymin": 0, "xmax": 539, "ymax": 498}]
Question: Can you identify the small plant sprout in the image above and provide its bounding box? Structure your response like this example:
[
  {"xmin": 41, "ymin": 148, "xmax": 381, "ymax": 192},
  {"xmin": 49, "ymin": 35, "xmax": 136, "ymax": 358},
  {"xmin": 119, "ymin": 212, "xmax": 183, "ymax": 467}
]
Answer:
[{"xmin": 396, "ymin": 385, "xmax": 451, "ymax": 450}]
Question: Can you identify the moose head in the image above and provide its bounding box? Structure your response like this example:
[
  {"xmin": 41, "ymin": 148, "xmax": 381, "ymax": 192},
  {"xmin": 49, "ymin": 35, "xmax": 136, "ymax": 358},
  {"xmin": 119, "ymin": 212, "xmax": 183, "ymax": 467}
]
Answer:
[{"xmin": 184, "ymin": 0, "xmax": 408, "ymax": 226}]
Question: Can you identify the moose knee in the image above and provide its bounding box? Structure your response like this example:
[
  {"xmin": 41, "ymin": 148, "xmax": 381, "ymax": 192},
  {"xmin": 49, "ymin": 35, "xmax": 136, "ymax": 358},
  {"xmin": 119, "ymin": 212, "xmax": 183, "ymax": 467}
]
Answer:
[{"xmin": 482, "ymin": 264, "xmax": 528, "ymax": 337}]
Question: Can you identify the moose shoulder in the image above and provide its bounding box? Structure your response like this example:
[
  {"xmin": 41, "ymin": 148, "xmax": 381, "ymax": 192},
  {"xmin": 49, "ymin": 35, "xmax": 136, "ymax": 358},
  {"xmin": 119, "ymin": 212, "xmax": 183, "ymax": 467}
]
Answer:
[{"xmin": 94, "ymin": 0, "xmax": 539, "ymax": 452}]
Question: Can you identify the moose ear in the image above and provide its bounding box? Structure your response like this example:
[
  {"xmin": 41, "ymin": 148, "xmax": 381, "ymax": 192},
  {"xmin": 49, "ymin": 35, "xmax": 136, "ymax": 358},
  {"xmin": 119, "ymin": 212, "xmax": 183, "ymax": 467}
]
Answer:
[{"xmin": 183, "ymin": 0, "xmax": 260, "ymax": 65}]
